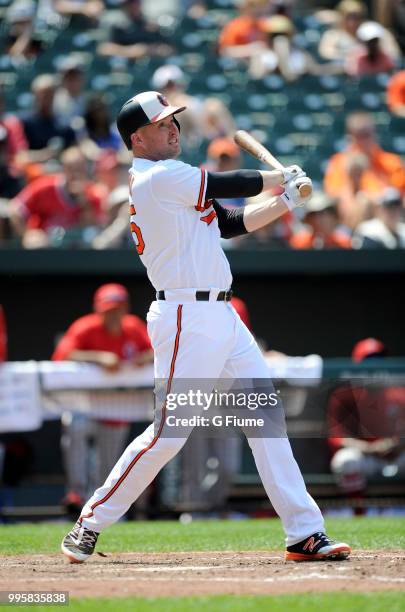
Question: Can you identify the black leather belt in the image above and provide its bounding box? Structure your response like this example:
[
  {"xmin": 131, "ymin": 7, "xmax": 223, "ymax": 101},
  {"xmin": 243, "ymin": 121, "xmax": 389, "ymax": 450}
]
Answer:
[{"xmin": 157, "ymin": 290, "xmax": 233, "ymax": 302}]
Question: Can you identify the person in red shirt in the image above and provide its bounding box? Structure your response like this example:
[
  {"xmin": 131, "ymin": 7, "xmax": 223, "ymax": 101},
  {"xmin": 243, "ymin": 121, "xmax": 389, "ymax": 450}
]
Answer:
[
  {"xmin": 327, "ymin": 338, "xmax": 405, "ymax": 501},
  {"xmin": 52, "ymin": 283, "xmax": 153, "ymax": 514},
  {"xmin": 290, "ymin": 192, "xmax": 352, "ymax": 250},
  {"xmin": 0, "ymin": 305, "xmax": 7, "ymax": 362},
  {"xmin": 10, "ymin": 146, "xmax": 106, "ymax": 248}
]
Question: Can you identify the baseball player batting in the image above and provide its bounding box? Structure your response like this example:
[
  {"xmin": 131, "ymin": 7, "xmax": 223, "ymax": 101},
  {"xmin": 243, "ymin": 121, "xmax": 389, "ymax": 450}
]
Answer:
[{"xmin": 61, "ymin": 91, "xmax": 351, "ymax": 563}]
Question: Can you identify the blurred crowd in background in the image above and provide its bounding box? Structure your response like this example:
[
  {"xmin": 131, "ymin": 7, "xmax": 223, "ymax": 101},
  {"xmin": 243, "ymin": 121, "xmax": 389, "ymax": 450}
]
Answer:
[{"xmin": 0, "ymin": 0, "xmax": 404, "ymax": 250}]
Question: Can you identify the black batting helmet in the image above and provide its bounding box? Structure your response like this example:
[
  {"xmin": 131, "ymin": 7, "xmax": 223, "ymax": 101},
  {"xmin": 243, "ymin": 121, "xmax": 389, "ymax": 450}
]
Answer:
[{"xmin": 116, "ymin": 91, "xmax": 186, "ymax": 150}]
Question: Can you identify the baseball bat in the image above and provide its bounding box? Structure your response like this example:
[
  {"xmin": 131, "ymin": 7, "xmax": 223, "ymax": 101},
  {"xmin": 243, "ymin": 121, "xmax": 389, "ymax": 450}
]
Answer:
[{"xmin": 234, "ymin": 130, "xmax": 312, "ymax": 199}]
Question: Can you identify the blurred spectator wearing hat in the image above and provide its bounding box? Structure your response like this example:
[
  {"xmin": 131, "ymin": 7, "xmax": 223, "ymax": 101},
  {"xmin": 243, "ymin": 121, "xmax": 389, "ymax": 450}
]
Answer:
[
  {"xmin": 151, "ymin": 65, "xmax": 203, "ymax": 148},
  {"xmin": 386, "ymin": 70, "xmax": 405, "ymax": 118},
  {"xmin": 20, "ymin": 74, "xmax": 76, "ymax": 163},
  {"xmin": 52, "ymin": 283, "xmax": 153, "ymax": 513},
  {"xmin": 98, "ymin": 0, "xmax": 174, "ymax": 60},
  {"xmin": 151, "ymin": 65, "xmax": 236, "ymax": 145},
  {"xmin": 354, "ymin": 188, "xmax": 405, "ymax": 248},
  {"xmin": 324, "ymin": 112, "xmax": 405, "ymax": 200},
  {"xmin": 318, "ymin": 1, "xmax": 400, "ymax": 65},
  {"xmin": 10, "ymin": 146, "xmax": 106, "ymax": 248},
  {"xmin": 345, "ymin": 21, "xmax": 396, "ymax": 76},
  {"xmin": 290, "ymin": 192, "xmax": 352, "ymax": 249},
  {"xmin": 250, "ymin": 15, "xmax": 342, "ymax": 81},
  {"xmin": 53, "ymin": 56, "xmax": 87, "ymax": 129},
  {"xmin": 327, "ymin": 338, "xmax": 405, "ymax": 504}
]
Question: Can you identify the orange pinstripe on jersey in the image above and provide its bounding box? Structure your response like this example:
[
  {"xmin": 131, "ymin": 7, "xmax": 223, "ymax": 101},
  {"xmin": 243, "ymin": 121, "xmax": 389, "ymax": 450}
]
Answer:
[{"xmin": 195, "ymin": 170, "xmax": 207, "ymax": 212}]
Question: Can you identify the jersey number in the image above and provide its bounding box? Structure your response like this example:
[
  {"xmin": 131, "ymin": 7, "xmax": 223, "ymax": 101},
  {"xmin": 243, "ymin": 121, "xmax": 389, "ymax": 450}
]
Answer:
[
  {"xmin": 129, "ymin": 175, "xmax": 145, "ymax": 255},
  {"xmin": 130, "ymin": 203, "xmax": 145, "ymax": 255}
]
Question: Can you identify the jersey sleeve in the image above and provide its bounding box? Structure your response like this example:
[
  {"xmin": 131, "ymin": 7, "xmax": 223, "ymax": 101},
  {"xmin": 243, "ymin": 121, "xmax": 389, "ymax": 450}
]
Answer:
[
  {"xmin": 51, "ymin": 319, "xmax": 90, "ymax": 360},
  {"xmin": 130, "ymin": 317, "xmax": 152, "ymax": 352},
  {"xmin": 11, "ymin": 179, "xmax": 43, "ymax": 220},
  {"xmin": 151, "ymin": 160, "xmax": 207, "ymax": 210}
]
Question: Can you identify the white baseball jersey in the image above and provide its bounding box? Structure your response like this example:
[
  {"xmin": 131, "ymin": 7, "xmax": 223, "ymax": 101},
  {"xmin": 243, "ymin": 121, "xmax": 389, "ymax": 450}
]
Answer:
[{"xmin": 129, "ymin": 158, "xmax": 232, "ymax": 291}]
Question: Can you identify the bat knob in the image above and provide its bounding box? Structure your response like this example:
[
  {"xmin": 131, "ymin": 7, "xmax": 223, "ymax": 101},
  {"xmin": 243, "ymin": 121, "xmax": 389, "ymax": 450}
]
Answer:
[{"xmin": 298, "ymin": 183, "xmax": 312, "ymax": 198}]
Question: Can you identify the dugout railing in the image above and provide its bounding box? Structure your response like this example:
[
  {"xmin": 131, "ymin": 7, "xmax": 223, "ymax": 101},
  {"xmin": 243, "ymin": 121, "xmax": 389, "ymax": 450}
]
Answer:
[{"xmin": 0, "ymin": 358, "xmax": 404, "ymax": 520}]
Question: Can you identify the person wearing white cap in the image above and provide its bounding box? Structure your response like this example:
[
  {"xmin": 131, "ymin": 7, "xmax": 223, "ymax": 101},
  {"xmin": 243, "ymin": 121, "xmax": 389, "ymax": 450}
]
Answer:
[
  {"xmin": 151, "ymin": 65, "xmax": 203, "ymax": 147},
  {"xmin": 345, "ymin": 20, "xmax": 396, "ymax": 76},
  {"xmin": 318, "ymin": 1, "xmax": 400, "ymax": 65}
]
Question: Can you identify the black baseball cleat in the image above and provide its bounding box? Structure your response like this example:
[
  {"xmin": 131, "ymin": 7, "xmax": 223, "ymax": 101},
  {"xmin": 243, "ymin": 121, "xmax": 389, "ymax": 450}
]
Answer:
[
  {"xmin": 61, "ymin": 520, "xmax": 99, "ymax": 563},
  {"xmin": 285, "ymin": 532, "xmax": 351, "ymax": 562}
]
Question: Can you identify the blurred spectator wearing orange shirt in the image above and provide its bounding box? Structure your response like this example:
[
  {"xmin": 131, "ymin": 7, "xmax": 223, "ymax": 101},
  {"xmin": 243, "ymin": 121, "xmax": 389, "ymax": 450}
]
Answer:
[
  {"xmin": 218, "ymin": 0, "xmax": 268, "ymax": 59},
  {"xmin": 290, "ymin": 193, "xmax": 352, "ymax": 250},
  {"xmin": 324, "ymin": 112, "xmax": 405, "ymax": 199},
  {"xmin": 387, "ymin": 70, "xmax": 405, "ymax": 117},
  {"xmin": 204, "ymin": 138, "xmax": 244, "ymax": 209}
]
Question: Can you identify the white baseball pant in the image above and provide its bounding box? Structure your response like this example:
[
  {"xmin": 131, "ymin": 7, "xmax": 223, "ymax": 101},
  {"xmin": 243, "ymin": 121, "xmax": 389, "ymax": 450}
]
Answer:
[{"xmin": 79, "ymin": 295, "xmax": 324, "ymax": 545}]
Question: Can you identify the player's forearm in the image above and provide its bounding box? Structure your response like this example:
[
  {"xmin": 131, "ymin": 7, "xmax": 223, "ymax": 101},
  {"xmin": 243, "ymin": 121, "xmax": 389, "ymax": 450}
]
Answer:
[
  {"xmin": 340, "ymin": 438, "xmax": 375, "ymax": 453},
  {"xmin": 67, "ymin": 350, "xmax": 112, "ymax": 364},
  {"xmin": 132, "ymin": 349, "xmax": 154, "ymax": 366},
  {"xmin": 243, "ymin": 195, "xmax": 289, "ymax": 233},
  {"xmin": 260, "ymin": 170, "xmax": 285, "ymax": 190}
]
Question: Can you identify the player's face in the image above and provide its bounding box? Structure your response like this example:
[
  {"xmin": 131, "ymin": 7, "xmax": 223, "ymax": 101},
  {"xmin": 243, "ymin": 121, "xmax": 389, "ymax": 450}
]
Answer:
[{"xmin": 136, "ymin": 116, "xmax": 181, "ymax": 160}]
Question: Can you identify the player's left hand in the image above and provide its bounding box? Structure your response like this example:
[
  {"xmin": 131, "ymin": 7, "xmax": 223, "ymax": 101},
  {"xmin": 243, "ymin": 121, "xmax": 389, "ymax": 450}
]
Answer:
[{"xmin": 282, "ymin": 165, "xmax": 306, "ymax": 184}]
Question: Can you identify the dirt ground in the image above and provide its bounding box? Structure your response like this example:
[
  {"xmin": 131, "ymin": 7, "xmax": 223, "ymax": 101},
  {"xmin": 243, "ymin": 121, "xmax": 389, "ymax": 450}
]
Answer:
[{"xmin": 1, "ymin": 551, "xmax": 404, "ymax": 598}]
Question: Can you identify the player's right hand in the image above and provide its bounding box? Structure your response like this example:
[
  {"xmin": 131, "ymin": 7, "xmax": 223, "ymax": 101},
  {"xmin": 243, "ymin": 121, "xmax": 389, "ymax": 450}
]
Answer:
[{"xmin": 281, "ymin": 175, "xmax": 312, "ymax": 210}]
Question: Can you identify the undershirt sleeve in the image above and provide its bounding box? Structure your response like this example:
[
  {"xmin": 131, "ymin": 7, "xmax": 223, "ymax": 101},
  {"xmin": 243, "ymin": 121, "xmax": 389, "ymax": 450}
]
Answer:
[
  {"xmin": 212, "ymin": 200, "xmax": 247, "ymax": 239},
  {"xmin": 206, "ymin": 170, "xmax": 263, "ymax": 199}
]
